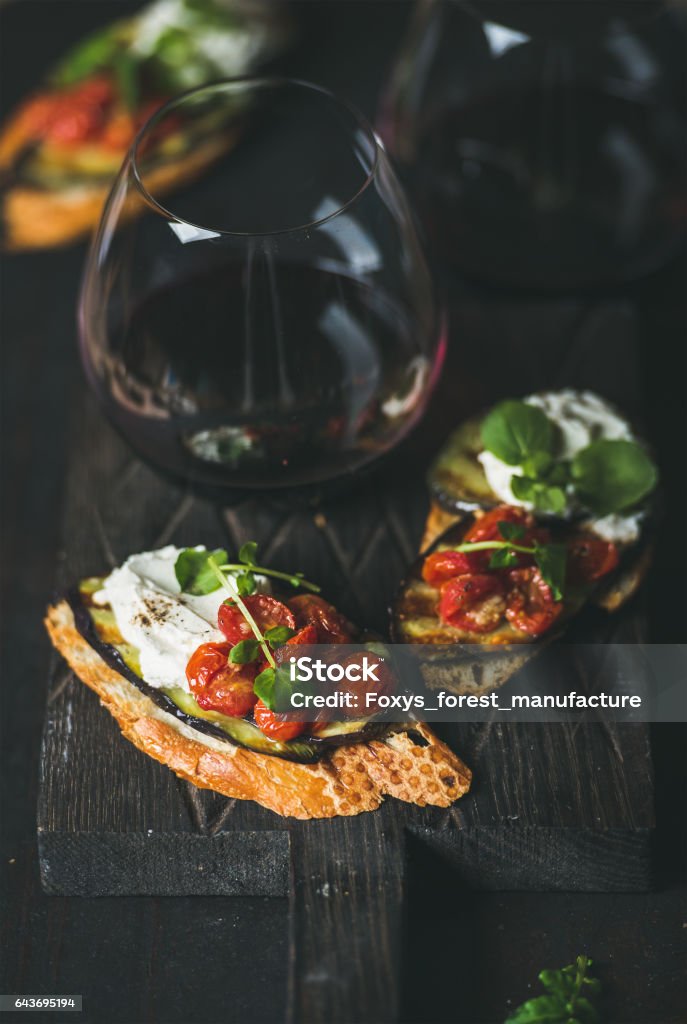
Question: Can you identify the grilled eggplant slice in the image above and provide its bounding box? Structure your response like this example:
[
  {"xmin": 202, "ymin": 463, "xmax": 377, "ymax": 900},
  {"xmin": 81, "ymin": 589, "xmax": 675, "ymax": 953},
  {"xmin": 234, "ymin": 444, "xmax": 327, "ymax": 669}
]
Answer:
[
  {"xmin": 69, "ymin": 579, "xmax": 394, "ymax": 764},
  {"xmin": 428, "ymin": 417, "xmax": 496, "ymax": 516}
]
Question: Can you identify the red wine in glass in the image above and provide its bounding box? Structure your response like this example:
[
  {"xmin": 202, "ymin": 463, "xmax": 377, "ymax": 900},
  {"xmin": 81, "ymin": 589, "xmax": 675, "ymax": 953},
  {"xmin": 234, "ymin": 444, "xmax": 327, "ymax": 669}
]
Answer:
[{"xmin": 80, "ymin": 79, "xmax": 444, "ymax": 495}]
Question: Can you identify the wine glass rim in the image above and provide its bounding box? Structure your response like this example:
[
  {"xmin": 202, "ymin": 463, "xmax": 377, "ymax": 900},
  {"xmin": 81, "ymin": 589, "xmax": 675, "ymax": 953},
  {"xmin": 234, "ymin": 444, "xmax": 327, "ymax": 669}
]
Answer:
[{"xmin": 129, "ymin": 75, "xmax": 382, "ymax": 238}]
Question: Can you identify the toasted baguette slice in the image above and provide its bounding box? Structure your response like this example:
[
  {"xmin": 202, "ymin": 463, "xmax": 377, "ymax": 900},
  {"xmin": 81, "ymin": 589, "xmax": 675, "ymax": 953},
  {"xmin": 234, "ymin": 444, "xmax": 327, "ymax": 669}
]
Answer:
[
  {"xmin": 45, "ymin": 600, "xmax": 471, "ymax": 820},
  {"xmin": 2, "ymin": 133, "xmax": 234, "ymax": 251}
]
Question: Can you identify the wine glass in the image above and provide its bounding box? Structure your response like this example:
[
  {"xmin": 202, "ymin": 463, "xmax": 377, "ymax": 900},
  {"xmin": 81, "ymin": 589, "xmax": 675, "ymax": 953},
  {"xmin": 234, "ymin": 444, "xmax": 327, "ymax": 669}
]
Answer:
[
  {"xmin": 380, "ymin": 0, "xmax": 686, "ymax": 288},
  {"xmin": 79, "ymin": 78, "xmax": 444, "ymax": 494}
]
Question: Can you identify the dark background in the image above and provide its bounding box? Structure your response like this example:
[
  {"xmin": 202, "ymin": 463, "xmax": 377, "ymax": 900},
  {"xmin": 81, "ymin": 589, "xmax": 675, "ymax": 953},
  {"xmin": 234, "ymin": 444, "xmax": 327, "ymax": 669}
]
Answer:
[{"xmin": 1, "ymin": 2, "xmax": 686, "ymax": 1022}]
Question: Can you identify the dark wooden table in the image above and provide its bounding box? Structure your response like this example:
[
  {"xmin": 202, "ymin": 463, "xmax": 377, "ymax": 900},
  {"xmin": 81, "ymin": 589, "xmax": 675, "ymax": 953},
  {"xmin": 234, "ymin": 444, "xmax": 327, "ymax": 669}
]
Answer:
[{"xmin": 1, "ymin": 3, "xmax": 686, "ymax": 1023}]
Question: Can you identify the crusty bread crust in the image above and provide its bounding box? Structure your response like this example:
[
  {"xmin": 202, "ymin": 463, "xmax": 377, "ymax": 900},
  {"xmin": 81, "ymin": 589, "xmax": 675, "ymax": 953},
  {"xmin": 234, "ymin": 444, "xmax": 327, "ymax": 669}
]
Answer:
[
  {"xmin": 421, "ymin": 501, "xmax": 461, "ymax": 552},
  {"xmin": 2, "ymin": 134, "xmax": 233, "ymax": 251},
  {"xmin": 45, "ymin": 600, "xmax": 471, "ymax": 819}
]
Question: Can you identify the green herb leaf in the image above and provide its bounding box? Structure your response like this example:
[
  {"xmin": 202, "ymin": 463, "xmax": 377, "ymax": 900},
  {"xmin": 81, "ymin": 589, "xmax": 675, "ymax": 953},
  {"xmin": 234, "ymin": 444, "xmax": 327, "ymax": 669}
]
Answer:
[
  {"xmin": 498, "ymin": 520, "xmax": 526, "ymax": 542},
  {"xmin": 571, "ymin": 439, "xmax": 658, "ymax": 515},
  {"xmin": 253, "ymin": 664, "xmax": 295, "ymax": 711},
  {"xmin": 511, "ymin": 476, "xmax": 567, "ymax": 514},
  {"xmin": 113, "ymin": 52, "xmax": 139, "ymax": 112},
  {"xmin": 522, "ymin": 451, "xmax": 554, "ymax": 478},
  {"xmin": 481, "ymin": 400, "xmax": 556, "ymax": 466},
  {"xmin": 236, "ymin": 570, "xmax": 256, "ymax": 597},
  {"xmin": 52, "ymin": 25, "xmax": 124, "ymax": 87},
  {"xmin": 490, "ymin": 548, "xmax": 519, "ymax": 569},
  {"xmin": 505, "ymin": 956, "xmax": 601, "ymax": 1024},
  {"xmin": 533, "ymin": 543, "xmax": 567, "ymax": 601},
  {"xmin": 510, "ymin": 475, "xmax": 538, "ymax": 503},
  {"xmin": 174, "ymin": 548, "xmax": 228, "ymax": 595},
  {"xmin": 238, "ymin": 541, "xmax": 258, "ymax": 566},
  {"xmin": 535, "ymin": 485, "xmax": 567, "ymax": 514},
  {"xmin": 253, "ymin": 667, "xmax": 276, "ymax": 706},
  {"xmin": 547, "ymin": 461, "xmax": 572, "ymax": 487},
  {"xmin": 505, "ymin": 994, "xmax": 570, "ymax": 1024},
  {"xmin": 264, "ymin": 625, "xmax": 296, "ymax": 647},
  {"xmin": 229, "ymin": 638, "xmax": 261, "ymax": 664}
]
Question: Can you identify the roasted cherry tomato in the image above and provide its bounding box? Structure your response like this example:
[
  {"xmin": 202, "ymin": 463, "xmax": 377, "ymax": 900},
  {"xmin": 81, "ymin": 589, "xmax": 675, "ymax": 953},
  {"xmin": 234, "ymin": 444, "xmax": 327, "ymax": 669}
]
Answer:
[
  {"xmin": 439, "ymin": 574, "xmax": 506, "ymax": 633},
  {"xmin": 464, "ymin": 506, "xmax": 551, "ymax": 568},
  {"xmin": 422, "ymin": 549, "xmax": 489, "ymax": 583},
  {"xmin": 288, "ymin": 595, "xmax": 354, "ymax": 643},
  {"xmin": 273, "ymin": 623, "xmax": 319, "ymax": 665},
  {"xmin": 567, "ymin": 535, "xmax": 619, "ymax": 585},
  {"xmin": 463, "ymin": 505, "xmax": 534, "ymax": 543},
  {"xmin": 69, "ymin": 77, "xmax": 116, "ymax": 106},
  {"xmin": 332, "ymin": 650, "xmax": 395, "ymax": 717},
  {"xmin": 218, "ymin": 594, "xmax": 296, "ymax": 646},
  {"xmin": 253, "ymin": 699, "xmax": 305, "ymax": 741},
  {"xmin": 505, "ymin": 568, "xmax": 563, "ymax": 637},
  {"xmin": 15, "ymin": 77, "xmax": 115, "ymax": 146},
  {"xmin": 186, "ymin": 641, "xmax": 258, "ymax": 717}
]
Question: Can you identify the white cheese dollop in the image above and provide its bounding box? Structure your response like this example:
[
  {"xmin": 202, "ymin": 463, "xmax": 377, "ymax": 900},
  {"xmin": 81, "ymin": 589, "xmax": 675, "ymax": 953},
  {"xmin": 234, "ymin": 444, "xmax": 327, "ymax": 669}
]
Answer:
[
  {"xmin": 94, "ymin": 545, "xmax": 266, "ymax": 692},
  {"xmin": 131, "ymin": 0, "xmax": 270, "ymax": 85},
  {"xmin": 477, "ymin": 389, "xmax": 642, "ymax": 543}
]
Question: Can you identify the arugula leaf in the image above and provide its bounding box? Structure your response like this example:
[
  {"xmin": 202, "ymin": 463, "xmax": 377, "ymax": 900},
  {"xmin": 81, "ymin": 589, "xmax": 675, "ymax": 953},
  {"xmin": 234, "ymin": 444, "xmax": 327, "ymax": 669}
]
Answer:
[
  {"xmin": 264, "ymin": 625, "xmax": 296, "ymax": 647},
  {"xmin": 481, "ymin": 400, "xmax": 556, "ymax": 466},
  {"xmin": 174, "ymin": 548, "xmax": 228, "ymax": 595},
  {"xmin": 572, "ymin": 439, "xmax": 658, "ymax": 515},
  {"xmin": 238, "ymin": 541, "xmax": 258, "ymax": 566},
  {"xmin": 229, "ymin": 639, "xmax": 261, "ymax": 665},
  {"xmin": 533, "ymin": 543, "xmax": 567, "ymax": 601}
]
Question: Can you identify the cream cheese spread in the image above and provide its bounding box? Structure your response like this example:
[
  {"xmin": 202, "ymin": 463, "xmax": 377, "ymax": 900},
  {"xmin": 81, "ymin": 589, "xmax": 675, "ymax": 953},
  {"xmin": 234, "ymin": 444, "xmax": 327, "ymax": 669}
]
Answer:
[{"xmin": 94, "ymin": 545, "xmax": 265, "ymax": 691}]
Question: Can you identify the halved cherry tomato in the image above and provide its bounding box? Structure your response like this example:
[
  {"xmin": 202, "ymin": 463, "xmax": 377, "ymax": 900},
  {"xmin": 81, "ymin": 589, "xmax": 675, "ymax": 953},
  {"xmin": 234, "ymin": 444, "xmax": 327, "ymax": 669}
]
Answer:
[
  {"xmin": 287, "ymin": 595, "xmax": 354, "ymax": 643},
  {"xmin": 422, "ymin": 549, "xmax": 488, "ymax": 584},
  {"xmin": 332, "ymin": 651, "xmax": 395, "ymax": 717},
  {"xmin": 253, "ymin": 699, "xmax": 305, "ymax": 741},
  {"xmin": 218, "ymin": 595, "xmax": 296, "ymax": 646},
  {"xmin": 463, "ymin": 505, "xmax": 534, "ymax": 544},
  {"xmin": 567, "ymin": 535, "xmax": 619, "ymax": 585},
  {"xmin": 464, "ymin": 506, "xmax": 551, "ymax": 569},
  {"xmin": 439, "ymin": 574, "xmax": 506, "ymax": 633},
  {"xmin": 273, "ymin": 623, "xmax": 319, "ymax": 665},
  {"xmin": 186, "ymin": 641, "xmax": 258, "ymax": 717},
  {"xmin": 40, "ymin": 77, "xmax": 115, "ymax": 146},
  {"xmin": 505, "ymin": 568, "xmax": 563, "ymax": 637},
  {"xmin": 70, "ymin": 76, "xmax": 116, "ymax": 106}
]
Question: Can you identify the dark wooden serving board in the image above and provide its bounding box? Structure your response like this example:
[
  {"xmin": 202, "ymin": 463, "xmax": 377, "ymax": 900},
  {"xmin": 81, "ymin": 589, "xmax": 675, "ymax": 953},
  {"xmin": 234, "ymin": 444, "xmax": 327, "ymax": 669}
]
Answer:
[{"xmin": 39, "ymin": 297, "xmax": 655, "ymax": 1023}]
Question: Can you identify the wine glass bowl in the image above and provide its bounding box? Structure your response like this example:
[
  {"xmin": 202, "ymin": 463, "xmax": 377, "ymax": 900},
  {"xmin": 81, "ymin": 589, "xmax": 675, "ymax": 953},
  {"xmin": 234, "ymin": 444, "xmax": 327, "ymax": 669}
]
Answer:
[
  {"xmin": 380, "ymin": 1, "xmax": 686, "ymax": 288},
  {"xmin": 79, "ymin": 78, "xmax": 443, "ymax": 493}
]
